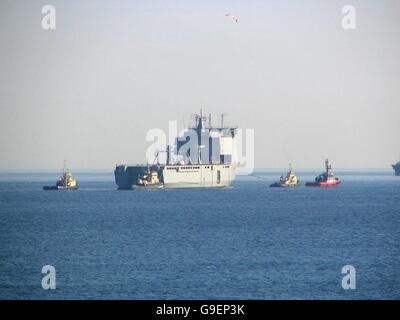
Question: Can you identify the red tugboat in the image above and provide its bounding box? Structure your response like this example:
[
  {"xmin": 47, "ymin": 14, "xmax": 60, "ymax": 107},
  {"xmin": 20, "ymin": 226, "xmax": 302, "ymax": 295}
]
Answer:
[{"xmin": 305, "ymin": 159, "xmax": 341, "ymax": 187}]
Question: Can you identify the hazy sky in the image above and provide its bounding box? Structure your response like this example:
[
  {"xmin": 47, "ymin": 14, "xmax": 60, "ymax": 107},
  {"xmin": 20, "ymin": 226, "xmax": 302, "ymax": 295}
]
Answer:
[{"xmin": 1, "ymin": 0, "xmax": 399, "ymax": 170}]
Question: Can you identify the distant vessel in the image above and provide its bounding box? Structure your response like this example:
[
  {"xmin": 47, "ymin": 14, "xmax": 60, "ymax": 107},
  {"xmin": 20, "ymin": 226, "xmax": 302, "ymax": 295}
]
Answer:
[
  {"xmin": 392, "ymin": 161, "xmax": 400, "ymax": 176},
  {"xmin": 270, "ymin": 164, "xmax": 300, "ymax": 187},
  {"xmin": 43, "ymin": 161, "xmax": 79, "ymax": 190},
  {"xmin": 305, "ymin": 159, "xmax": 341, "ymax": 187},
  {"xmin": 115, "ymin": 111, "xmax": 238, "ymax": 189}
]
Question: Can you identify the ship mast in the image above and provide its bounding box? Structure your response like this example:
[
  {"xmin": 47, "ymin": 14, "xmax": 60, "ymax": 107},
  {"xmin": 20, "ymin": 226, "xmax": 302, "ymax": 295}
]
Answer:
[
  {"xmin": 325, "ymin": 159, "xmax": 333, "ymax": 177},
  {"xmin": 220, "ymin": 113, "xmax": 227, "ymax": 128}
]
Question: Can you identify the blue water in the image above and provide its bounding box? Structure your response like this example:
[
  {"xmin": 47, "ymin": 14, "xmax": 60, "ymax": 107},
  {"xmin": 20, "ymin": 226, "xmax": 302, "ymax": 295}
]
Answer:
[{"xmin": 0, "ymin": 171, "xmax": 399, "ymax": 299}]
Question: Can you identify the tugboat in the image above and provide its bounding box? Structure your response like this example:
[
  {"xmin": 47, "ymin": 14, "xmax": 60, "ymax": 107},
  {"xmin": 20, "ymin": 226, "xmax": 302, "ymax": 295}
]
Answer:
[
  {"xmin": 305, "ymin": 159, "xmax": 341, "ymax": 187},
  {"xmin": 43, "ymin": 161, "xmax": 79, "ymax": 190},
  {"xmin": 135, "ymin": 165, "xmax": 164, "ymax": 189},
  {"xmin": 270, "ymin": 164, "xmax": 300, "ymax": 187},
  {"xmin": 392, "ymin": 161, "xmax": 400, "ymax": 176}
]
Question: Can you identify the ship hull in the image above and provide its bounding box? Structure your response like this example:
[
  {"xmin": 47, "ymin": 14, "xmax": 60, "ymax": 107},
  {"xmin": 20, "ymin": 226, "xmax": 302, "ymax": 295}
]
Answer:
[
  {"xmin": 162, "ymin": 164, "xmax": 235, "ymax": 189},
  {"xmin": 133, "ymin": 183, "xmax": 164, "ymax": 190},
  {"xmin": 43, "ymin": 186, "xmax": 79, "ymax": 190},
  {"xmin": 115, "ymin": 164, "xmax": 235, "ymax": 189},
  {"xmin": 392, "ymin": 164, "xmax": 400, "ymax": 176},
  {"xmin": 305, "ymin": 180, "xmax": 341, "ymax": 187},
  {"xmin": 270, "ymin": 182, "xmax": 300, "ymax": 188}
]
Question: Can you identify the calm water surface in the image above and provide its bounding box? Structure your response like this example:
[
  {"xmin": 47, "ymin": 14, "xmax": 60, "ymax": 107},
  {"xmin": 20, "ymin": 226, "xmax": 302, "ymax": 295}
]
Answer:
[{"xmin": 0, "ymin": 170, "xmax": 399, "ymax": 299}]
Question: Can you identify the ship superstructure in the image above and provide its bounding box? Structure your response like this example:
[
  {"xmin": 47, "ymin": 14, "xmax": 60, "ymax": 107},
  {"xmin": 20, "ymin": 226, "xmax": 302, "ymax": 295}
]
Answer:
[{"xmin": 114, "ymin": 111, "xmax": 238, "ymax": 189}]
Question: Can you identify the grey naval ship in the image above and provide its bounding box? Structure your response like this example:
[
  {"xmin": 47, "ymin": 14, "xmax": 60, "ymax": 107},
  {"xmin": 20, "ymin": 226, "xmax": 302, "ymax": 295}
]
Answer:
[
  {"xmin": 392, "ymin": 161, "xmax": 400, "ymax": 176},
  {"xmin": 114, "ymin": 112, "xmax": 238, "ymax": 189}
]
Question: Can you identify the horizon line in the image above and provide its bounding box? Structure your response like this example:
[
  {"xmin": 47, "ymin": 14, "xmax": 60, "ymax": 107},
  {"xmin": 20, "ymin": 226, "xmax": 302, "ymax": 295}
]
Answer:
[{"xmin": 0, "ymin": 167, "xmax": 395, "ymax": 173}]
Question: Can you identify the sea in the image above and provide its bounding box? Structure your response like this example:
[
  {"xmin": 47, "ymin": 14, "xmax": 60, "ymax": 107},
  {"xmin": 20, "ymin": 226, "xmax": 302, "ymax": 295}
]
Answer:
[{"xmin": 0, "ymin": 170, "xmax": 399, "ymax": 300}]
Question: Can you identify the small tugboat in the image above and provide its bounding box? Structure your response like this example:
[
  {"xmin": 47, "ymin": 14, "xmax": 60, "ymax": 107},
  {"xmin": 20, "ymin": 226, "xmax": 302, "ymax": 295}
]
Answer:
[
  {"xmin": 43, "ymin": 161, "xmax": 79, "ymax": 190},
  {"xmin": 135, "ymin": 165, "xmax": 164, "ymax": 189},
  {"xmin": 305, "ymin": 159, "xmax": 341, "ymax": 187},
  {"xmin": 270, "ymin": 164, "xmax": 300, "ymax": 187}
]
